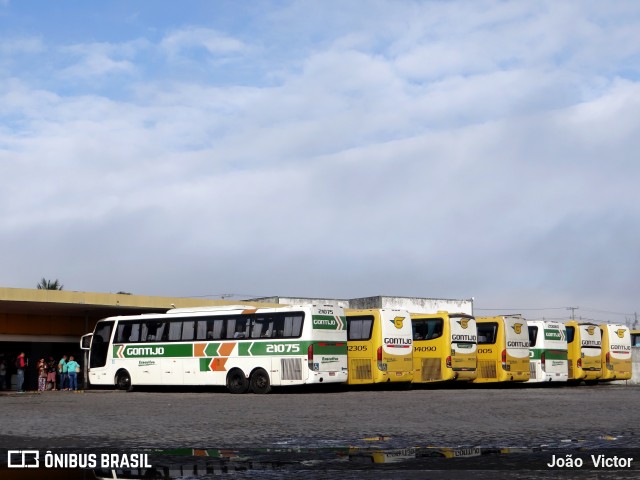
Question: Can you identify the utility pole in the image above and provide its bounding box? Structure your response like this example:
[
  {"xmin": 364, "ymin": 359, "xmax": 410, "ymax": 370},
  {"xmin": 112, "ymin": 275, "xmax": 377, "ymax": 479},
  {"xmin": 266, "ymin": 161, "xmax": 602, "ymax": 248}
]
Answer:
[{"xmin": 566, "ymin": 306, "xmax": 579, "ymax": 320}]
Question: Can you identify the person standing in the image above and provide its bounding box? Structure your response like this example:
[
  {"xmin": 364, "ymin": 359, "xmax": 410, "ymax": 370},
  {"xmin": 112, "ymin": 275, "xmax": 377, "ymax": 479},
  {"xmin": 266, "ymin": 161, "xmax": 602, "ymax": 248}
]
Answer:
[
  {"xmin": 37, "ymin": 358, "xmax": 47, "ymax": 391},
  {"xmin": 46, "ymin": 356, "xmax": 57, "ymax": 391},
  {"xmin": 16, "ymin": 352, "xmax": 26, "ymax": 392},
  {"xmin": 0, "ymin": 359, "xmax": 6, "ymax": 390},
  {"xmin": 58, "ymin": 355, "xmax": 68, "ymax": 391},
  {"xmin": 66, "ymin": 356, "xmax": 80, "ymax": 391}
]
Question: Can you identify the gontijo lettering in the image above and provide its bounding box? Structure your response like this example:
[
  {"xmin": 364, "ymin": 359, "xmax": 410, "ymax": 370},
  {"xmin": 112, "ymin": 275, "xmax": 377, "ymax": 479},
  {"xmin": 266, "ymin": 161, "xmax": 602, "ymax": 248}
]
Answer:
[{"xmin": 126, "ymin": 347, "xmax": 165, "ymax": 356}]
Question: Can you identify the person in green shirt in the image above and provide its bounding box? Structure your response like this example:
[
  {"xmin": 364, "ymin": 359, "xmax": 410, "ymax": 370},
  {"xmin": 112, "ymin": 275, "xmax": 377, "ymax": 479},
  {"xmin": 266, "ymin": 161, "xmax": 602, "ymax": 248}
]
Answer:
[{"xmin": 66, "ymin": 356, "xmax": 80, "ymax": 391}]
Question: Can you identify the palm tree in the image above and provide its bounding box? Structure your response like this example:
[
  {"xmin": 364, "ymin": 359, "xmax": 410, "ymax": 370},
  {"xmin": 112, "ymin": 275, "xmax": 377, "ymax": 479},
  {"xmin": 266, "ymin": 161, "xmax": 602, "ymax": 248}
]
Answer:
[{"xmin": 36, "ymin": 278, "xmax": 64, "ymax": 290}]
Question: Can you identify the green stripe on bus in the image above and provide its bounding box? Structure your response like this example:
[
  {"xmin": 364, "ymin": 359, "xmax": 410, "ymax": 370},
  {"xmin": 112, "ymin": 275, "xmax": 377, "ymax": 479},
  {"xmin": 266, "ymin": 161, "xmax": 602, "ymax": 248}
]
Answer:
[
  {"xmin": 199, "ymin": 358, "xmax": 211, "ymax": 372},
  {"xmin": 529, "ymin": 349, "xmax": 568, "ymax": 361}
]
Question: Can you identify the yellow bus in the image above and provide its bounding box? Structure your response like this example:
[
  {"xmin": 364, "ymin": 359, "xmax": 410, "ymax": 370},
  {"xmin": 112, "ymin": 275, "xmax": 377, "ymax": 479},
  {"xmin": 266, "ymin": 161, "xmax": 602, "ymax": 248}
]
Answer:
[
  {"xmin": 410, "ymin": 312, "xmax": 477, "ymax": 383},
  {"xmin": 599, "ymin": 324, "xmax": 632, "ymax": 381},
  {"xmin": 473, "ymin": 315, "xmax": 530, "ymax": 383},
  {"xmin": 346, "ymin": 309, "xmax": 413, "ymax": 385},
  {"xmin": 565, "ymin": 321, "xmax": 602, "ymax": 382}
]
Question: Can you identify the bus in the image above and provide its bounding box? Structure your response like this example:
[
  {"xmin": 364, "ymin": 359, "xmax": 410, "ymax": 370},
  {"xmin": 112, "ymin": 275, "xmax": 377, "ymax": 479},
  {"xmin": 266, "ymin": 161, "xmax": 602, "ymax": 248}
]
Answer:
[
  {"xmin": 345, "ymin": 309, "xmax": 413, "ymax": 385},
  {"xmin": 472, "ymin": 315, "xmax": 530, "ymax": 383},
  {"xmin": 565, "ymin": 321, "xmax": 602, "ymax": 382},
  {"xmin": 631, "ymin": 329, "xmax": 640, "ymax": 347},
  {"xmin": 80, "ymin": 304, "xmax": 348, "ymax": 393},
  {"xmin": 526, "ymin": 320, "xmax": 568, "ymax": 383},
  {"xmin": 599, "ymin": 324, "xmax": 632, "ymax": 381},
  {"xmin": 410, "ymin": 312, "xmax": 477, "ymax": 383}
]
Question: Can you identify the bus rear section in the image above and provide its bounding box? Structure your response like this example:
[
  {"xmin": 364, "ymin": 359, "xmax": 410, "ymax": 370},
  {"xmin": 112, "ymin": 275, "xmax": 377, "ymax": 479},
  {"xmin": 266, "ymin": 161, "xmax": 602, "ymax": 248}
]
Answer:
[
  {"xmin": 565, "ymin": 321, "xmax": 602, "ymax": 382},
  {"xmin": 411, "ymin": 313, "xmax": 477, "ymax": 383},
  {"xmin": 473, "ymin": 315, "xmax": 530, "ymax": 383},
  {"xmin": 527, "ymin": 320, "xmax": 568, "ymax": 383},
  {"xmin": 599, "ymin": 324, "xmax": 632, "ymax": 381},
  {"xmin": 346, "ymin": 309, "xmax": 413, "ymax": 385}
]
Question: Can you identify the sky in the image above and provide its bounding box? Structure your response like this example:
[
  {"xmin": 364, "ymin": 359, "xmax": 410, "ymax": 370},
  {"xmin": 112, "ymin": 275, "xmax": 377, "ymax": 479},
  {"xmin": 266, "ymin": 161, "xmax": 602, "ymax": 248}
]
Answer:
[{"xmin": 1, "ymin": 1, "xmax": 639, "ymax": 325}]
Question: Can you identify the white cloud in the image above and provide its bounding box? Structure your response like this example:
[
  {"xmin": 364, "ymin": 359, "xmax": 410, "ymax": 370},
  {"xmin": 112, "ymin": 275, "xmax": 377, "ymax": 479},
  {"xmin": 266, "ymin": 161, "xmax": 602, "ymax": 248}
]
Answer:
[{"xmin": 160, "ymin": 27, "xmax": 246, "ymax": 58}]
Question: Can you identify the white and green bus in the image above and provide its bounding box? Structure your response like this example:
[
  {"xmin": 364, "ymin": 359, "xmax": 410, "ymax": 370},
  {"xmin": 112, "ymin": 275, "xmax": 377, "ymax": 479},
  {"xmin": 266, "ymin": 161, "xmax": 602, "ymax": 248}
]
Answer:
[
  {"xmin": 80, "ymin": 304, "xmax": 348, "ymax": 394},
  {"xmin": 527, "ymin": 320, "xmax": 568, "ymax": 383}
]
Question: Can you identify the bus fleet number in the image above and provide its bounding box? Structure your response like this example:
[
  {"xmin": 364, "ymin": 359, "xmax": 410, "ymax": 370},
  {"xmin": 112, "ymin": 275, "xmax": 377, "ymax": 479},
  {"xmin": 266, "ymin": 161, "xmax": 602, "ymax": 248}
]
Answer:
[
  {"xmin": 348, "ymin": 345, "xmax": 368, "ymax": 352},
  {"xmin": 266, "ymin": 344, "xmax": 300, "ymax": 353}
]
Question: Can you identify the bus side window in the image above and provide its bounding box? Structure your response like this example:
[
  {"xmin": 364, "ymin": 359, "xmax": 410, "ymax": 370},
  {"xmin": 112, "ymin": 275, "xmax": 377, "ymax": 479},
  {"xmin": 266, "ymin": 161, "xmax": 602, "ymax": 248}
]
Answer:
[
  {"xmin": 117, "ymin": 324, "xmax": 132, "ymax": 343},
  {"xmin": 477, "ymin": 323, "xmax": 497, "ymax": 344},
  {"xmin": 129, "ymin": 323, "xmax": 141, "ymax": 342},
  {"xmin": 168, "ymin": 321, "xmax": 182, "ymax": 341},
  {"xmin": 347, "ymin": 316, "xmax": 373, "ymax": 341},
  {"xmin": 566, "ymin": 326, "xmax": 575, "ymax": 344},
  {"xmin": 528, "ymin": 326, "xmax": 538, "ymax": 347},
  {"xmin": 228, "ymin": 317, "xmax": 249, "ymax": 339},
  {"xmin": 182, "ymin": 320, "xmax": 195, "ymax": 341},
  {"xmin": 253, "ymin": 317, "xmax": 273, "ymax": 338},
  {"xmin": 430, "ymin": 319, "xmax": 443, "ymax": 339}
]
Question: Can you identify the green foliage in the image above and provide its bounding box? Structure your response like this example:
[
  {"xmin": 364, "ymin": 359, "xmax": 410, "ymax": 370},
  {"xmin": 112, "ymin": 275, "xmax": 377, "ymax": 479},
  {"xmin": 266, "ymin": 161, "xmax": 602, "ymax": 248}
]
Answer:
[{"xmin": 36, "ymin": 278, "xmax": 64, "ymax": 290}]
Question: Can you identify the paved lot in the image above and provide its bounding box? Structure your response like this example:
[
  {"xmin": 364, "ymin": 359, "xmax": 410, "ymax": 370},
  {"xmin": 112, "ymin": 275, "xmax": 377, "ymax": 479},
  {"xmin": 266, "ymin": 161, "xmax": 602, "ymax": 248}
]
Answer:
[{"xmin": 1, "ymin": 383, "xmax": 638, "ymax": 451}]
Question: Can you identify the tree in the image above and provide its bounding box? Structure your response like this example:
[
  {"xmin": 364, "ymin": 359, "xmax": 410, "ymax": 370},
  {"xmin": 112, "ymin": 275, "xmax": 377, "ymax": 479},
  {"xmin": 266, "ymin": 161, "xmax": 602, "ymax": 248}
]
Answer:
[{"xmin": 36, "ymin": 278, "xmax": 64, "ymax": 290}]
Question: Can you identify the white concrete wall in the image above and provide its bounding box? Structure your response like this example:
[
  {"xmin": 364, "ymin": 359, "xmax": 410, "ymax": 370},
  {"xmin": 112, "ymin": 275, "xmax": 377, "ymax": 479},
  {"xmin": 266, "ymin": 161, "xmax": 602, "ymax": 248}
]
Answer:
[
  {"xmin": 349, "ymin": 296, "xmax": 473, "ymax": 315},
  {"xmin": 250, "ymin": 295, "xmax": 474, "ymax": 315}
]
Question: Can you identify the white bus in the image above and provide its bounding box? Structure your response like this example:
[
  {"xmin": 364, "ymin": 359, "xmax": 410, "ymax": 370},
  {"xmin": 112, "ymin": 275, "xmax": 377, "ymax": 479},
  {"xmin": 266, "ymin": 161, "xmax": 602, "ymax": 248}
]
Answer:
[
  {"xmin": 80, "ymin": 304, "xmax": 348, "ymax": 393},
  {"xmin": 527, "ymin": 320, "xmax": 568, "ymax": 383}
]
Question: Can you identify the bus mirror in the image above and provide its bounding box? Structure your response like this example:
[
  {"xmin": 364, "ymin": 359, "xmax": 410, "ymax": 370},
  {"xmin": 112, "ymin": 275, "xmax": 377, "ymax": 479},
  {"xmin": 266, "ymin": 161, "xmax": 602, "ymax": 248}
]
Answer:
[{"xmin": 80, "ymin": 334, "xmax": 92, "ymax": 350}]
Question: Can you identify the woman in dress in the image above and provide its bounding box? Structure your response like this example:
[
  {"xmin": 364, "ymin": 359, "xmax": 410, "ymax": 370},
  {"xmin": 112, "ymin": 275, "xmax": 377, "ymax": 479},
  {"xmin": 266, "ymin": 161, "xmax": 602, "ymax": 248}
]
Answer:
[{"xmin": 37, "ymin": 358, "xmax": 47, "ymax": 391}]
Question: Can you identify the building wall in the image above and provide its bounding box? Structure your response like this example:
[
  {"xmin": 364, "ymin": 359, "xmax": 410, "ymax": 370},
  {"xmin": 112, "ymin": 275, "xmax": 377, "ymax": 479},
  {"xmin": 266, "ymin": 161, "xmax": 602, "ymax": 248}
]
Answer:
[{"xmin": 348, "ymin": 296, "xmax": 474, "ymax": 315}]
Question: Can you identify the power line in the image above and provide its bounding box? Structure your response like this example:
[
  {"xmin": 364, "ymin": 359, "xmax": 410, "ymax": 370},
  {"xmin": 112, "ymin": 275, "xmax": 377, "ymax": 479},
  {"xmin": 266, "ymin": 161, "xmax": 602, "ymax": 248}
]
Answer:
[{"xmin": 475, "ymin": 307, "xmax": 568, "ymax": 311}]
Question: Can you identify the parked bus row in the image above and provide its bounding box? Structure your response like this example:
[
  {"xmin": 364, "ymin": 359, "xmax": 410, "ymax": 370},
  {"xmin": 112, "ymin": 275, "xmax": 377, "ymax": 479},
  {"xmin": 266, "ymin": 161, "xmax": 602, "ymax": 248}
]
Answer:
[{"xmin": 80, "ymin": 304, "xmax": 633, "ymax": 393}]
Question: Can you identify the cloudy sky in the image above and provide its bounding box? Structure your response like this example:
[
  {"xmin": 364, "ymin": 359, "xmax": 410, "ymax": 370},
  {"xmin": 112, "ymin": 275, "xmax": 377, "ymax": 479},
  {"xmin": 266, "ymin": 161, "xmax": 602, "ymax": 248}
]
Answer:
[{"xmin": 1, "ymin": 1, "xmax": 639, "ymax": 324}]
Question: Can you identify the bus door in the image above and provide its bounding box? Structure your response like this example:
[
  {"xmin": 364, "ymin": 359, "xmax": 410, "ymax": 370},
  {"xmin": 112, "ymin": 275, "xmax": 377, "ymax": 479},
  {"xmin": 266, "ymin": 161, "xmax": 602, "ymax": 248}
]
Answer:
[
  {"xmin": 87, "ymin": 320, "xmax": 114, "ymax": 384},
  {"xmin": 449, "ymin": 315, "xmax": 477, "ymax": 381},
  {"xmin": 347, "ymin": 314, "xmax": 376, "ymax": 384}
]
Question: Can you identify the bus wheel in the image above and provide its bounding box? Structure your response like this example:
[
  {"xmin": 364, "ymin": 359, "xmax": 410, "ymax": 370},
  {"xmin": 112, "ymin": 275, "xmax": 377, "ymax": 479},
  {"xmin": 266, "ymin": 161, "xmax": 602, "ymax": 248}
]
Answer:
[
  {"xmin": 227, "ymin": 369, "xmax": 249, "ymax": 394},
  {"xmin": 250, "ymin": 368, "xmax": 271, "ymax": 394},
  {"xmin": 116, "ymin": 370, "xmax": 133, "ymax": 392}
]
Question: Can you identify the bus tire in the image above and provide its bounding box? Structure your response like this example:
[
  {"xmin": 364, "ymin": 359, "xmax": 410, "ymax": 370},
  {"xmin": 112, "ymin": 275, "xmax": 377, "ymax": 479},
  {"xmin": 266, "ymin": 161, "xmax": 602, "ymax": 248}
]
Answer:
[
  {"xmin": 250, "ymin": 368, "xmax": 271, "ymax": 394},
  {"xmin": 227, "ymin": 369, "xmax": 249, "ymax": 394},
  {"xmin": 116, "ymin": 370, "xmax": 134, "ymax": 392}
]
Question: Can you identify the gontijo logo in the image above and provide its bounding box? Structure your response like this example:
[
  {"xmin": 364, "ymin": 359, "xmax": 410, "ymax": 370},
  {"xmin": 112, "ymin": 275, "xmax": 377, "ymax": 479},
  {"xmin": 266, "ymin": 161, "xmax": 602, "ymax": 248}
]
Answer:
[
  {"xmin": 586, "ymin": 326, "xmax": 596, "ymax": 335},
  {"xmin": 511, "ymin": 323, "xmax": 523, "ymax": 335},
  {"xmin": 457, "ymin": 318, "xmax": 469, "ymax": 329},
  {"xmin": 615, "ymin": 329, "xmax": 626, "ymax": 339},
  {"xmin": 391, "ymin": 316, "xmax": 405, "ymax": 329}
]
